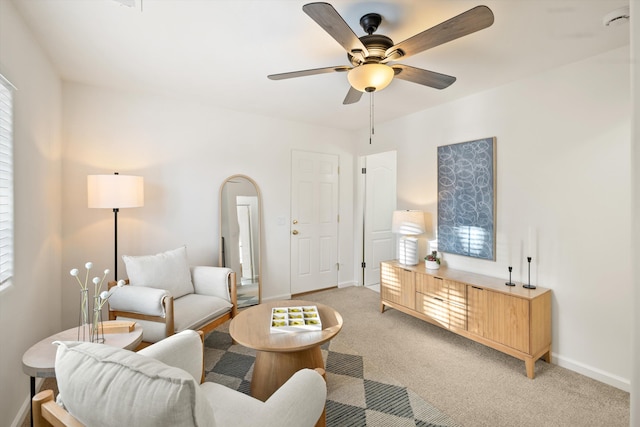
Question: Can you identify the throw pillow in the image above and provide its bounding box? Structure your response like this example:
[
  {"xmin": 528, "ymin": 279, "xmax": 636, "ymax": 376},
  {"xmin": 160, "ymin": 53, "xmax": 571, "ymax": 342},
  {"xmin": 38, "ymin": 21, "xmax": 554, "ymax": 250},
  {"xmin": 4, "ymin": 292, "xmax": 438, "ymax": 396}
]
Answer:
[
  {"xmin": 123, "ymin": 246, "xmax": 194, "ymax": 298},
  {"xmin": 54, "ymin": 340, "xmax": 214, "ymax": 427}
]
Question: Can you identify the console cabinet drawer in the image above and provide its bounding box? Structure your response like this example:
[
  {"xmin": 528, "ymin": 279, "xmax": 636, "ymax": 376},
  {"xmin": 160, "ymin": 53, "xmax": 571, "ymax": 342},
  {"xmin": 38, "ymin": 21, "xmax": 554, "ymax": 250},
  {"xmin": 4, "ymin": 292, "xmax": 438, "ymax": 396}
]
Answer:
[
  {"xmin": 416, "ymin": 291, "xmax": 449, "ymax": 327},
  {"xmin": 415, "ymin": 273, "xmax": 466, "ymax": 330}
]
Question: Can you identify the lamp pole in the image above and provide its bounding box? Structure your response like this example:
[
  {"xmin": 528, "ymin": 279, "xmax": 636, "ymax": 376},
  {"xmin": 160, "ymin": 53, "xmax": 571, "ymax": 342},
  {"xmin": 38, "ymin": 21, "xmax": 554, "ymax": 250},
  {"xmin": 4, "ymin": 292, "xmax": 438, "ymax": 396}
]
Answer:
[
  {"xmin": 113, "ymin": 172, "xmax": 119, "ymax": 280},
  {"xmin": 113, "ymin": 206, "xmax": 119, "ymax": 280}
]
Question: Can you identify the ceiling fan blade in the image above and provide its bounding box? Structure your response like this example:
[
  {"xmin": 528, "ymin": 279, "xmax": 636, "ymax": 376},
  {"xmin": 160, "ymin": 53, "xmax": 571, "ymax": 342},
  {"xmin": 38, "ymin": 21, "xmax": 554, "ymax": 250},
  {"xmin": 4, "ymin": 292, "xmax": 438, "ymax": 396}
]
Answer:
[
  {"xmin": 303, "ymin": 2, "xmax": 369, "ymax": 59},
  {"xmin": 268, "ymin": 65, "xmax": 350, "ymax": 80},
  {"xmin": 343, "ymin": 86, "xmax": 363, "ymax": 105},
  {"xmin": 384, "ymin": 5, "xmax": 494, "ymax": 61},
  {"xmin": 392, "ymin": 64, "xmax": 456, "ymax": 89}
]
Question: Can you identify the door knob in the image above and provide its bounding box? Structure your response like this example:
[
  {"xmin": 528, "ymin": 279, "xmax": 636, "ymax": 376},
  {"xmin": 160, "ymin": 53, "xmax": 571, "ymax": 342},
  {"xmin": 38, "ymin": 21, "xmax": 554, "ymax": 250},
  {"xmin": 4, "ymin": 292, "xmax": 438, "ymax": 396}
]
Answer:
[
  {"xmin": 293, "ymin": 219, "xmax": 298, "ymax": 224},
  {"xmin": 292, "ymin": 230, "xmax": 299, "ymax": 235}
]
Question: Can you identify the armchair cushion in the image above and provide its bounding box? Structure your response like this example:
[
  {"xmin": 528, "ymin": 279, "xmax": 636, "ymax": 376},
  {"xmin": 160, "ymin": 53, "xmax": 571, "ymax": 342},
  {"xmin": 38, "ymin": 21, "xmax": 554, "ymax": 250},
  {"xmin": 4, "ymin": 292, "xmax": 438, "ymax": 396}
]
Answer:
[
  {"xmin": 54, "ymin": 336, "xmax": 215, "ymax": 427},
  {"xmin": 138, "ymin": 330, "xmax": 204, "ymax": 382},
  {"xmin": 191, "ymin": 266, "xmax": 232, "ymax": 300},
  {"xmin": 107, "ymin": 285, "xmax": 169, "ymax": 317},
  {"xmin": 173, "ymin": 294, "xmax": 233, "ymax": 333},
  {"xmin": 115, "ymin": 295, "xmax": 233, "ymax": 344},
  {"xmin": 123, "ymin": 246, "xmax": 194, "ymax": 299},
  {"xmin": 202, "ymin": 369, "xmax": 327, "ymax": 427}
]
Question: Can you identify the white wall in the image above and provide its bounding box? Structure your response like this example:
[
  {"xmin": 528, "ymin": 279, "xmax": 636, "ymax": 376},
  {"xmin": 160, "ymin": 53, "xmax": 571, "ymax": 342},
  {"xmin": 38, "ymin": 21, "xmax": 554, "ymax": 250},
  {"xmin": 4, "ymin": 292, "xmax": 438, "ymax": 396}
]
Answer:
[
  {"xmin": 0, "ymin": 1, "xmax": 62, "ymax": 426},
  {"xmin": 630, "ymin": 0, "xmax": 639, "ymax": 423},
  {"xmin": 60, "ymin": 83, "xmax": 357, "ymax": 328},
  {"xmin": 356, "ymin": 46, "xmax": 632, "ymax": 391}
]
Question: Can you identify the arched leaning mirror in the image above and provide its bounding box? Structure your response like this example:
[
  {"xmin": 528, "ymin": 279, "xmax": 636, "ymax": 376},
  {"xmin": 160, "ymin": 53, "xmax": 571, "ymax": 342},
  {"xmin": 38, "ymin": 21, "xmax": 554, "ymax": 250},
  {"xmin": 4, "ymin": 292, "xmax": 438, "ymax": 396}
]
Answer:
[{"xmin": 219, "ymin": 175, "xmax": 261, "ymax": 308}]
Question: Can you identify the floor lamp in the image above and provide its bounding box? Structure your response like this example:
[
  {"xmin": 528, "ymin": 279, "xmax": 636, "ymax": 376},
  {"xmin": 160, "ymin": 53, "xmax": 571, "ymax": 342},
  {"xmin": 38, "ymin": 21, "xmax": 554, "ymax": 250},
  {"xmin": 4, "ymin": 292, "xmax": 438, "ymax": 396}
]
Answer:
[
  {"xmin": 88, "ymin": 173, "xmax": 144, "ymax": 280},
  {"xmin": 391, "ymin": 210, "xmax": 425, "ymax": 266}
]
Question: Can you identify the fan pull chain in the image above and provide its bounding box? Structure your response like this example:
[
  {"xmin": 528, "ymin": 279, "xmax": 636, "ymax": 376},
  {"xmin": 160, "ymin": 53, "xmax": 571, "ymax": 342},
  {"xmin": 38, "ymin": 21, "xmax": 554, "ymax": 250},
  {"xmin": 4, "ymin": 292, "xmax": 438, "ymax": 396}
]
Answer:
[{"xmin": 369, "ymin": 91, "xmax": 375, "ymax": 144}]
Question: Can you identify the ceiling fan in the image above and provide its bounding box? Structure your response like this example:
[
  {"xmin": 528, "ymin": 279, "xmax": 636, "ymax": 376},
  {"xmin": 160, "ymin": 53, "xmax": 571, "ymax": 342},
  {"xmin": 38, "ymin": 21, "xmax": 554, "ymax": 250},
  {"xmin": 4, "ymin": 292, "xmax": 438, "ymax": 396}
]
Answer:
[{"xmin": 268, "ymin": 2, "xmax": 494, "ymax": 105}]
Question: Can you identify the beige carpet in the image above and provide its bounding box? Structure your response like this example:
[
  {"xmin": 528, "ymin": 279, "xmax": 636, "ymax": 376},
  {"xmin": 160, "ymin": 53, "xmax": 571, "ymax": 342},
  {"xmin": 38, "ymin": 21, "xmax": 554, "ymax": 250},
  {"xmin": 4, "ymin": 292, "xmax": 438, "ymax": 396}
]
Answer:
[
  {"xmin": 203, "ymin": 325, "xmax": 461, "ymax": 426},
  {"xmin": 22, "ymin": 286, "xmax": 629, "ymax": 427},
  {"xmin": 295, "ymin": 286, "xmax": 629, "ymax": 427}
]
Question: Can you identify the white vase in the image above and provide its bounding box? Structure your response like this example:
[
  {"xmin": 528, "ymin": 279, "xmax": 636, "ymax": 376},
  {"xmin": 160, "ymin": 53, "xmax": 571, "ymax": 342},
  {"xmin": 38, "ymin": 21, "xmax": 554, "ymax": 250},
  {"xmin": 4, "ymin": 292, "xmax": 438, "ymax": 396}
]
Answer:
[{"xmin": 425, "ymin": 260, "xmax": 440, "ymax": 270}]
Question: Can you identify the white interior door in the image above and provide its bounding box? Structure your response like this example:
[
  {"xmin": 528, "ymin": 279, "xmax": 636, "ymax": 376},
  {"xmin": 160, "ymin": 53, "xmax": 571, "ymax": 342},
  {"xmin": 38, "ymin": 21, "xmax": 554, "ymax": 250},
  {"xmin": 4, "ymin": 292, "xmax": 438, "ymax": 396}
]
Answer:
[
  {"xmin": 363, "ymin": 151, "xmax": 397, "ymax": 286},
  {"xmin": 291, "ymin": 150, "xmax": 339, "ymax": 294}
]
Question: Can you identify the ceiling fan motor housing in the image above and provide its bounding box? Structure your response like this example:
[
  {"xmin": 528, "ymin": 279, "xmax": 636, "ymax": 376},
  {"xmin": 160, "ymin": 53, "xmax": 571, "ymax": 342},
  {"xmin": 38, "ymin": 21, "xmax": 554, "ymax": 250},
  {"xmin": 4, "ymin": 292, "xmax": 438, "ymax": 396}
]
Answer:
[{"xmin": 348, "ymin": 34, "xmax": 394, "ymax": 66}]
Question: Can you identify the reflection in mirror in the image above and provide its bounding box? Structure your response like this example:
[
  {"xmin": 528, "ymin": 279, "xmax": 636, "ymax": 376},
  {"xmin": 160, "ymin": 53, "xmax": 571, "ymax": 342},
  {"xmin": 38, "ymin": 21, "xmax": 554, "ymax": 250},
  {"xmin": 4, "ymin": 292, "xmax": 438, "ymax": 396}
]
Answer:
[{"xmin": 219, "ymin": 175, "xmax": 261, "ymax": 308}]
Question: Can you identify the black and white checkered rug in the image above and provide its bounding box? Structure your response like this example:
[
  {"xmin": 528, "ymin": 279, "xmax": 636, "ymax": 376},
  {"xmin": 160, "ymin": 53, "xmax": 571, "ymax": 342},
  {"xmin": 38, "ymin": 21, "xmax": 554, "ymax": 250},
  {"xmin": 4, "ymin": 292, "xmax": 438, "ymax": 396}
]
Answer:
[{"xmin": 203, "ymin": 329, "xmax": 460, "ymax": 427}]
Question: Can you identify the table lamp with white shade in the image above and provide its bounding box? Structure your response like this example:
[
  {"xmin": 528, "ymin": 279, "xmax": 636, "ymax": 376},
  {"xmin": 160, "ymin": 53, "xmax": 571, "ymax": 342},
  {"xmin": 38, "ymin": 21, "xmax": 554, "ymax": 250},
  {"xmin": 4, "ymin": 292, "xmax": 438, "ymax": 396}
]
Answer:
[
  {"xmin": 391, "ymin": 210, "xmax": 425, "ymax": 266},
  {"xmin": 88, "ymin": 172, "xmax": 144, "ymax": 280}
]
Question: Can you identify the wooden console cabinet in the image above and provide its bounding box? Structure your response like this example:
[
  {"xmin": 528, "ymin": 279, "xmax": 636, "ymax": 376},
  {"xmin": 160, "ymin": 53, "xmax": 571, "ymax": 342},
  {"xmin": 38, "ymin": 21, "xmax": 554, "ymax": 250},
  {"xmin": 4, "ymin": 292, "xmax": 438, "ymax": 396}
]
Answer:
[{"xmin": 380, "ymin": 260, "xmax": 551, "ymax": 378}]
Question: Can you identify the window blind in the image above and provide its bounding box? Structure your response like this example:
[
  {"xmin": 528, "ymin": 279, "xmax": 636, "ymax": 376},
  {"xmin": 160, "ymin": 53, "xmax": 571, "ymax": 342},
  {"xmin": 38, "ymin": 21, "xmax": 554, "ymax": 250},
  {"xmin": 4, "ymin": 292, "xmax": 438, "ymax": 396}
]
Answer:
[{"xmin": 0, "ymin": 75, "xmax": 14, "ymax": 286}]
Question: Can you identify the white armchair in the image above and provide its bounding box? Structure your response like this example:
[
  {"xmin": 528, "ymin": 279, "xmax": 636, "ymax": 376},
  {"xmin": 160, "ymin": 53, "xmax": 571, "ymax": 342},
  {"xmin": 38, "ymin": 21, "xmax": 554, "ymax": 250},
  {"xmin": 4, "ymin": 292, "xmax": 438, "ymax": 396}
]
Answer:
[
  {"xmin": 108, "ymin": 246, "xmax": 237, "ymax": 345},
  {"xmin": 32, "ymin": 330, "xmax": 327, "ymax": 427}
]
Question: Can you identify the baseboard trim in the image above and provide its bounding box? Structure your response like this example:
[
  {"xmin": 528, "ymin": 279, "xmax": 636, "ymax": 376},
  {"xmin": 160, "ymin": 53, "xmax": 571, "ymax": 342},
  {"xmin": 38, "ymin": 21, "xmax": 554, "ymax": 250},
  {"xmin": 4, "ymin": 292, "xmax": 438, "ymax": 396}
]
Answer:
[
  {"xmin": 13, "ymin": 377, "xmax": 44, "ymax": 427},
  {"xmin": 262, "ymin": 294, "xmax": 291, "ymax": 302},
  {"xmin": 338, "ymin": 281, "xmax": 357, "ymax": 288},
  {"xmin": 553, "ymin": 353, "xmax": 630, "ymax": 392},
  {"xmin": 264, "ymin": 283, "xmax": 357, "ymax": 302}
]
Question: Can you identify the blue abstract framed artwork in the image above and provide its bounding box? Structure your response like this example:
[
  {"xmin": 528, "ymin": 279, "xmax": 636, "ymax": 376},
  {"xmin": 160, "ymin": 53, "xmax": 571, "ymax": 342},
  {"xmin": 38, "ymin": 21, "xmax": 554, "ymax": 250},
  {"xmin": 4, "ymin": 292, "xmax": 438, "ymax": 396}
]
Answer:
[{"xmin": 437, "ymin": 137, "xmax": 496, "ymax": 260}]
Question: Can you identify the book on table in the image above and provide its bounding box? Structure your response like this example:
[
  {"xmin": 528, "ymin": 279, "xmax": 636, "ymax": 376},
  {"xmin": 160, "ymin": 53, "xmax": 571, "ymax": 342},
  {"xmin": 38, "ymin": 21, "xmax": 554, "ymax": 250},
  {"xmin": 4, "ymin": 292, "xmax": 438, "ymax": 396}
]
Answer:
[{"xmin": 101, "ymin": 321, "xmax": 136, "ymax": 334}]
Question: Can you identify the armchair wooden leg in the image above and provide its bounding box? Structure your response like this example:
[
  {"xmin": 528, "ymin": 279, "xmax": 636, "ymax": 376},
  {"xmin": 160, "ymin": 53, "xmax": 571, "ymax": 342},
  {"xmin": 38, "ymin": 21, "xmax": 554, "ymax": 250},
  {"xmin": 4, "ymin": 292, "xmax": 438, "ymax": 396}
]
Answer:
[
  {"xmin": 32, "ymin": 390, "xmax": 53, "ymax": 427},
  {"xmin": 32, "ymin": 389, "xmax": 84, "ymax": 427},
  {"xmin": 314, "ymin": 368, "xmax": 326, "ymax": 427},
  {"xmin": 198, "ymin": 331, "xmax": 205, "ymax": 384}
]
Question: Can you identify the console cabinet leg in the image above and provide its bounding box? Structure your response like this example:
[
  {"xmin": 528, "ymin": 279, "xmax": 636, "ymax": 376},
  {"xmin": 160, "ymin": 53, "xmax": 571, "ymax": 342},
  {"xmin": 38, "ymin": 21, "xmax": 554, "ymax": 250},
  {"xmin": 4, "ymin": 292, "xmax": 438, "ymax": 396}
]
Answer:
[{"xmin": 525, "ymin": 357, "xmax": 535, "ymax": 379}]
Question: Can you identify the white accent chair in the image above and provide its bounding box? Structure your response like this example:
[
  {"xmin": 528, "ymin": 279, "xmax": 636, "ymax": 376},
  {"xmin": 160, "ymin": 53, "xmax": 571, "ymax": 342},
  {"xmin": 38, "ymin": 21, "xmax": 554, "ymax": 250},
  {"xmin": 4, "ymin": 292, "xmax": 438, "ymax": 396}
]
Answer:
[
  {"xmin": 32, "ymin": 330, "xmax": 327, "ymax": 427},
  {"xmin": 108, "ymin": 246, "xmax": 237, "ymax": 346}
]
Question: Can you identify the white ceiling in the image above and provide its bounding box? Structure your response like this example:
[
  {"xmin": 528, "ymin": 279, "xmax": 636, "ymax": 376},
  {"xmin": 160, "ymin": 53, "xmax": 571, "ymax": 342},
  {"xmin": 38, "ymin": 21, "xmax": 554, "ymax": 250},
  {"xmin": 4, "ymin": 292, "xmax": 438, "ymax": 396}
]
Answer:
[{"xmin": 11, "ymin": 0, "xmax": 629, "ymax": 131}]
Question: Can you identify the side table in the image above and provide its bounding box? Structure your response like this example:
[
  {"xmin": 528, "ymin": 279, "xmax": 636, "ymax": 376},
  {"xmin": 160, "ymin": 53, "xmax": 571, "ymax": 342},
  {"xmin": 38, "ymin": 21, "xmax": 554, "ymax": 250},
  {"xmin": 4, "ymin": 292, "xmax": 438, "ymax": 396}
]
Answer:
[{"xmin": 22, "ymin": 321, "xmax": 143, "ymax": 426}]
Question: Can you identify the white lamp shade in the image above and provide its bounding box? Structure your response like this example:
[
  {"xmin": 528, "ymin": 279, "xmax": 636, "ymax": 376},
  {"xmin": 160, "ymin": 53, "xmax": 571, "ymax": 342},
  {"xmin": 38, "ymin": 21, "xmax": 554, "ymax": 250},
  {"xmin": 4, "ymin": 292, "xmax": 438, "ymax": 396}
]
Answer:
[
  {"xmin": 347, "ymin": 63, "xmax": 394, "ymax": 92},
  {"xmin": 391, "ymin": 210, "xmax": 425, "ymax": 235},
  {"xmin": 87, "ymin": 174, "xmax": 144, "ymax": 209}
]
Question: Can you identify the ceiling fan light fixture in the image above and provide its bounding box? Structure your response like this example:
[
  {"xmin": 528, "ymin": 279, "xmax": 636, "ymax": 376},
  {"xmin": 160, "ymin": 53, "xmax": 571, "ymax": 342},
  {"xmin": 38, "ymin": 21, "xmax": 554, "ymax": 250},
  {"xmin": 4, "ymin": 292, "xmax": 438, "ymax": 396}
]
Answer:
[{"xmin": 348, "ymin": 63, "xmax": 394, "ymax": 92}]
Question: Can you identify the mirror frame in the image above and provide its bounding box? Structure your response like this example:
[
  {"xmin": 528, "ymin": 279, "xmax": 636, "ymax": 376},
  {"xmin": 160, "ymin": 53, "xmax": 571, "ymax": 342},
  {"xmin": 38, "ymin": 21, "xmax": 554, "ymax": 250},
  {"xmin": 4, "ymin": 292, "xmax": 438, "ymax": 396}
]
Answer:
[{"xmin": 219, "ymin": 174, "xmax": 262, "ymax": 306}]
